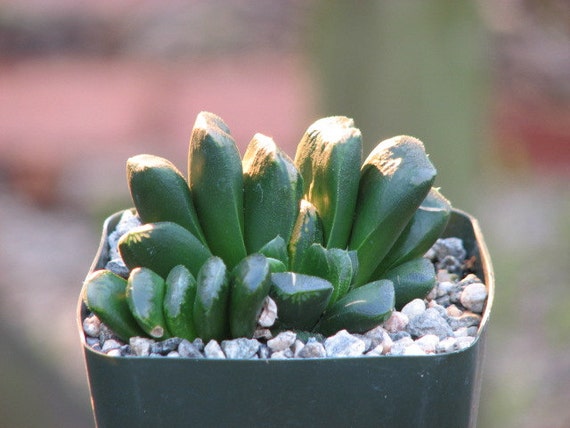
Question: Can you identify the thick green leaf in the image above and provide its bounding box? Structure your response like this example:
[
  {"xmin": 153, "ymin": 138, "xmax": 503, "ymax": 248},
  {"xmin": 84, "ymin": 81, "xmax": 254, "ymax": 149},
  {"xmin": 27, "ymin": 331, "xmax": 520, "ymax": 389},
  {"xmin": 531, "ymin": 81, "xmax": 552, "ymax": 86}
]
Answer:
[
  {"xmin": 229, "ymin": 254, "xmax": 272, "ymax": 338},
  {"xmin": 381, "ymin": 257, "xmax": 436, "ymax": 309},
  {"xmin": 269, "ymin": 272, "xmax": 333, "ymax": 331},
  {"xmin": 317, "ymin": 279, "xmax": 395, "ymax": 336},
  {"xmin": 163, "ymin": 265, "xmax": 198, "ymax": 341},
  {"xmin": 126, "ymin": 154, "xmax": 207, "ymax": 245},
  {"xmin": 372, "ymin": 187, "xmax": 451, "ymax": 277},
  {"xmin": 84, "ymin": 269, "xmax": 145, "ymax": 342},
  {"xmin": 295, "ymin": 116, "xmax": 362, "ymax": 249},
  {"xmin": 193, "ymin": 256, "xmax": 230, "ymax": 341},
  {"xmin": 126, "ymin": 267, "xmax": 171, "ymax": 339},
  {"xmin": 349, "ymin": 136, "xmax": 436, "ymax": 286},
  {"xmin": 288, "ymin": 199, "xmax": 324, "ymax": 272},
  {"xmin": 258, "ymin": 235, "xmax": 289, "ymax": 267},
  {"xmin": 242, "ymin": 133, "xmax": 304, "ymax": 254},
  {"xmin": 118, "ymin": 221, "xmax": 211, "ymax": 279},
  {"xmin": 188, "ymin": 112, "xmax": 246, "ymax": 268}
]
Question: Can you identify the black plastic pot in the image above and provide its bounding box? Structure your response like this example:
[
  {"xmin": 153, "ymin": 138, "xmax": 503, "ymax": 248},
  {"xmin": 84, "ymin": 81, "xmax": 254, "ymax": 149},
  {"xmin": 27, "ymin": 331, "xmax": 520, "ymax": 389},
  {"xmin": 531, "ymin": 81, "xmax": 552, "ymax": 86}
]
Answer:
[{"xmin": 78, "ymin": 209, "xmax": 494, "ymax": 428}]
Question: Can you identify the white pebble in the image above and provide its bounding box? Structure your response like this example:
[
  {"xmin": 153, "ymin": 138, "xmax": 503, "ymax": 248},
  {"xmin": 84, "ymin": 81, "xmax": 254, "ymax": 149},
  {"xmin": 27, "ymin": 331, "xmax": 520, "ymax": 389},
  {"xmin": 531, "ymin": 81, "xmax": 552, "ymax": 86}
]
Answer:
[
  {"xmin": 257, "ymin": 296, "xmax": 278, "ymax": 327},
  {"xmin": 106, "ymin": 349, "xmax": 122, "ymax": 357},
  {"xmin": 460, "ymin": 282, "xmax": 488, "ymax": 313},
  {"xmin": 267, "ymin": 331, "xmax": 296, "ymax": 352},
  {"xmin": 324, "ymin": 330, "xmax": 366, "ymax": 357},
  {"xmin": 383, "ymin": 311, "xmax": 409, "ymax": 333},
  {"xmin": 102, "ymin": 339, "xmax": 122, "ymax": 353},
  {"xmin": 204, "ymin": 340, "xmax": 226, "ymax": 359},
  {"xmin": 415, "ymin": 334, "xmax": 440, "ymax": 353},
  {"xmin": 401, "ymin": 299, "xmax": 426, "ymax": 319},
  {"xmin": 83, "ymin": 315, "xmax": 101, "ymax": 338},
  {"xmin": 403, "ymin": 344, "xmax": 426, "ymax": 356},
  {"xmin": 456, "ymin": 336, "xmax": 476, "ymax": 350},
  {"xmin": 436, "ymin": 337, "xmax": 457, "ymax": 353}
]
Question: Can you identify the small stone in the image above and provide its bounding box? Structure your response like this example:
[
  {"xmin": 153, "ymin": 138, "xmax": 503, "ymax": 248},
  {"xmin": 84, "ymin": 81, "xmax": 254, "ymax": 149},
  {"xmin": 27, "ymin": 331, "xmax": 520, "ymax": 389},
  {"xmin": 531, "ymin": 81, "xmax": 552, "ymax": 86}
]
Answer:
[
  {"xmin": 129, "ymin": 337, "xmax": 154, "ymax": 357},
  {"xmin": 83, "ymin": 315, "xmax": 101, "ymax": 338},
  {"xmin": 457, "ymin": 274, "xmax": 482, "ymax": 287},
  {"xmin": 436, "ymin": 337, "xmax": 457, "ymax": 353},
  {"xmin": 407, "ymin": 308, "xmax": 454, "ymax": 339},
  {"xmin": 364, "ymin": 345, "xmax": 384, "ymax": 356},
  {"xmin": 448, "ymin": 312, "xmax": 482, "ymax": 330},
  {"xmin": 363, "ymin": 325, "xmax": 388, "ymax": 349},
  {"xmin": 389, "ymin": 336, "xmax": 415, "ymax": 355},
  {"xmin": 101, "ymin": 339, "xmax": 122, "ymax": 353},
  {"xmin": 354, "ymin": 334, "xmax": 373, "ymax": 353},
  {"xmin": 257, "ymin": 296, "xmax": 278, "ymax": 328},
  {"xmin": 437, "ymin": 255, "xmax": 463, "ymax": 275},
  {"xmin": 85, "ymin": 336, "xmax": 100, "ymax": 348},
  {"xmin": 401, "ymin": 299, "xmax": 426, "ymax": 320},
  {"xmin": 460, "ymin": 282, "xmax": 488, "ymax": 313},
  {"xmin": 167, "ymin": 351, "xmax": 180, "ymax": 358},
  {"xmin": 456, "ymin": 336, "xmax": 476, "ymax": 350},
  {"xmin": 431, "ymin": 237, "xmax": 466, "ymax": 261},
  {"xmin": 415, "ymin": 334, "xmax": 440, "ymax": 353},
  {"xmin": 403, "ymin": 344, "xmax": 426, "ymax": 356},
  {"xmin": 383, "ymin": 311, "xmax": 409, "ymax": 333},
  {"xmin": 152, "ymin": 337, "xmax": 183, "ymax": 355},
  {"xmin": 258, "ymin": 344, "xmax": 271, "ymax": 359},
  {"xmin": 467, "ymin": 326, "xmax": 479, "ymax": 337},
  {"xmin": 204, "ymin": 340, "xmax": 226, "ymax": 359},
  {"xmin": 270, "ymin": 350, "xmax": 290, "ymax": 359},
  {"xmin": 324, "ymin": 330, "xmax": 366, "ymax": 357},
  {"xmin": 390, "ymin": 331, "xmax": 411, "ymax": 341},
  {"xmin": 178, "ymin": 339, "xmax": 204, "ymax": 358},
  {"xmin": 105, "ymin": 258, "xmax": 130, "ymax": 277},
  {"xmin": 446, "ymin": 304, "xmax": 463, "ymax": 318},
  {"xmin": 267, "ymin": 331, "xmax": 297, "ymax": 352},
  {"xmin": 298, "ymin": 339, "xmax": 327, "ymax": 358},
  {"xmin": 453, "ymin": 327, "xmax": 470, "ymax": 338},
  {"xmin": 292, "ymin": 339, "xmax": 305, "ymax": 357},
  {"xmin": 253, "ymin": 328, "xmax": 273, "ymax": 340},
  {"xmin": 221, "ymin": 338, "xmax": 260, "ymax": 359},
  {"xmin": 106, "ymin": 349, "xmax": 122, "ymax": 357},
  {"xmin": 192, "ymin": 338, "xmax": 205, "ymax": 352}
]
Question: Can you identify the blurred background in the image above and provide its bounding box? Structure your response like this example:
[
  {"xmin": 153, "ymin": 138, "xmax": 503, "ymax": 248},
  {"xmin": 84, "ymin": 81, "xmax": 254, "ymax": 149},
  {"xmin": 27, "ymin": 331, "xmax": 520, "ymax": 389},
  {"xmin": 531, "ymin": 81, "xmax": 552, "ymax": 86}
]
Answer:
[{"xmin": 1, "ymin": 1, "xmax": 569, "ymax": 426}]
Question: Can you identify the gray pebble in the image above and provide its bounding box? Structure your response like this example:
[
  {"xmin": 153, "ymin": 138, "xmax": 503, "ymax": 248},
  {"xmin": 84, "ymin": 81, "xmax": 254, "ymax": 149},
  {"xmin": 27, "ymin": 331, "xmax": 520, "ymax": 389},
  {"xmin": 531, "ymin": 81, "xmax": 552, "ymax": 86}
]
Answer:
[
  {"xmin": 204, "ymin": 340, "xmax": 226, "ymax": 359},
  {"xmin": 104, "ymin": 258, "xmax": 130, "ymax": 278},
  {"xmin": 383, "ymin": 311, "xmax": 409, "ymax": 333},
  {"xmin": 270, "ymin": 350, "xmax": 291, "ymax": 359},
  {"xmin": 298, "ymin": 339, "xmax": 327, "ymax": 358},
  {"xmin": 257, "ymin": 344, "xmax": 271, "ymax": 359},
  {"xmin": 431, "ymin": 238, "xmax": 467, "ymax": 261},
  {"xmin": 401, "ymin": 299, "xmax": 426, "ymax": 320},
  {"xmin": 221, "ymin": 338, "xmax": 260, "ymax": 359},
  {"xmin": 414, "ymin": 334, "xmax": 440, "ymax": 354},
  {"xmin": 267, "ymin": 331, "xmax": 297, "ymax": 352},
  {"xmin": 436, "ymin": 337, "xmax": 457, "ymax": 353},
  {"xmin": 152, "ymin": 337, "xmax": 183, "ymax": 355},
  {"xmin": 460, "ymin": 282, "xmax": 488, "ymax": 313},
  {"xmin": 390, "ymin": 331, "xmax": 411, "ymax": 341},
  {"xmin": 407, "ymin": 308, "xmax": 454, "ymax": 339},
  {"xmin": 106, "ymin": 349, "xmax": 122, "ymax": 357},
  {"xmin": 129, "ymin": 337, "xmax": 154, "ymax": 357},
  {"xmin": 102, "ymin": 339, "xmax": 122, "ymax": 353},
  {"xmin": 324, "ymin": 330, "xmax": 366, "ymax": 357},
  {"xmin": 178, "ymin": 339, "xmax": 204, "ymax": 358},
  {"xmin": 456, "ymin": 336, "xmax": 476, "ymax": 350},
  {"xmin": 389, "ymin": 336, "xmax": 415, "ymax": 355},
  {"xmin": 167, "ymin": 351, "xmax": 180, "ymax": 358},
  {"xmin": 448, "ymin": 312, "xmax": 482, "ymax": 330},
  {"xmin": 83, "ymin": 315, "xmax": 101, "ymax": 338}
]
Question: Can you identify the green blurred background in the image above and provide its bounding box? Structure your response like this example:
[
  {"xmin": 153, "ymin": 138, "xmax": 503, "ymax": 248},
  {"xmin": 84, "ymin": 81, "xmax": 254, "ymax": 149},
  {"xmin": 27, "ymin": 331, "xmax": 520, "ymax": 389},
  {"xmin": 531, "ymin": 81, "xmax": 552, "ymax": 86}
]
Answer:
[{"xmin": 1, "ymin": 1, "xmax": 569, "ymax": 427}]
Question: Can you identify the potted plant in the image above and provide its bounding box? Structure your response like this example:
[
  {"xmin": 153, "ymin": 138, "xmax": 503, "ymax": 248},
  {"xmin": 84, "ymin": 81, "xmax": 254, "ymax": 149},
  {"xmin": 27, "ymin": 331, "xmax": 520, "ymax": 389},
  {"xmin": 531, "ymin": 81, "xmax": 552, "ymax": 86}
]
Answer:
[{"xmin": 78, "ymin": 112, "xmax": 494, "ymax": 427}]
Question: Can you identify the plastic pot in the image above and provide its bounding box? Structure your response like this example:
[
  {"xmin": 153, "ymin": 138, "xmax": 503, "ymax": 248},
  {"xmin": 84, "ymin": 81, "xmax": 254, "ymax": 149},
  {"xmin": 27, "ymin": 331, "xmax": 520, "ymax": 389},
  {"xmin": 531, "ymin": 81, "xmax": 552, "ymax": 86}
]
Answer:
[{"xmin": 78, "ymin": 209, "xmax": 494, "ymax": 428}]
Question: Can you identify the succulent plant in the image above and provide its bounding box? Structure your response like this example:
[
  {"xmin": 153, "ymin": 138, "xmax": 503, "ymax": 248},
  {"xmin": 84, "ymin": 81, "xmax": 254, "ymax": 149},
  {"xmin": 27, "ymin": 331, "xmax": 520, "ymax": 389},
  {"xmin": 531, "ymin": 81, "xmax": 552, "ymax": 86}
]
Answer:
[{"xmin": 83, "ymin": 112, "xmax": 452, "ymax": 343}]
